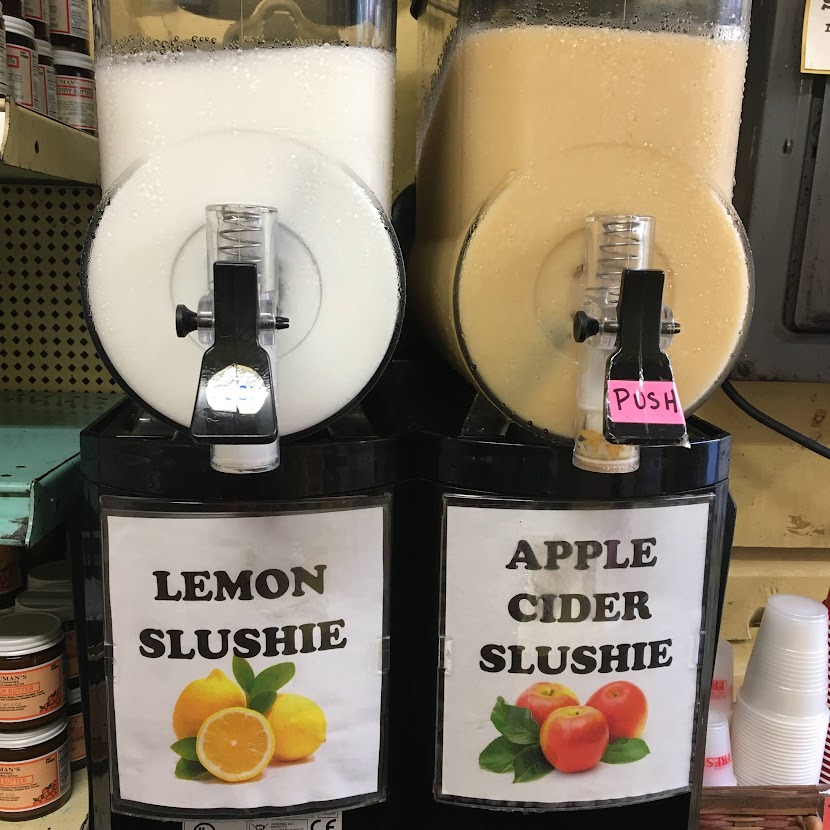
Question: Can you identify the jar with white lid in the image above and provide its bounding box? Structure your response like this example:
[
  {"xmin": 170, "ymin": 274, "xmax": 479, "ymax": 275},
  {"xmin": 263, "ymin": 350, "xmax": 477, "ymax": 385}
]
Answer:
[
  {"xmin": 0, "ymin": 719, "xmax": 72, "ymax": 819},
  {"xmin": 4, "ymin": 15, "xmax": 36, "ymax": 110},
  {"xmin": 0, "ymin": 612, "xmax": 66, "ymax": 730},
  {"xmin": 27, "ymin": 560, "xmax": 71, "ymax": 592},
  {"xmin": 15, "ymin": 589, "xmax": 77, "ymax": 686},
  {"xmin": 34, "ymin": 37, "xmax": 56, "ymax": 116},
  {"xmin": 67, "ymin": 686, "xmax": 85, "ymax": 771},
  {"xmin": 52, "ymin": 47, "xmax": 95, "ymax": 134}
]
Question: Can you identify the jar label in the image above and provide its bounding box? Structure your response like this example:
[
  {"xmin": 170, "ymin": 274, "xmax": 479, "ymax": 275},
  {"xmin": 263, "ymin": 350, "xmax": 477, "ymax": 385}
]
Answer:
[
  {"xmin": 69, "ymin": 711, "xmax": 86, "ymax": 763},
  {"xmin": 49, "ymin": 0, "xmax": 88, "ymax": 38},
  {"xmin": 0, "ymin": 29, "xmax": 7, "ymax": 98},
  {"xmin": 102, "ymin": 496, "xmax": 389, "ymax": 818},
  {"xmin": 6, "ymin": 44, "xmax": 35, "ymax": 111},
  {"xmin": 0, "ymin": 741, "xmax": 70, "ymax": 813},
  {"xmin": 56, "ymin": 74, "xmax": 96, "ymax": 132},
  {"xmin": 24, "ymin": 0, "xmax": 47, "ymax": 23},
  {"xmin": 0, "ymin": 547, "xmax": 20, "ymax": 598},
  {"xmin": 0, "ymin": 658, "xmax": 65, "ymax": 723},
  {"xmin": 33, "ymin": 64, "xmax": 44, "ymax": 113},
  {"xmin": 436, "ymin": 495, "xmax": 713, "ymax": 809},
  {"xmin": 39, "ymin": 63, "xmax": 58, "ymax": 118}
]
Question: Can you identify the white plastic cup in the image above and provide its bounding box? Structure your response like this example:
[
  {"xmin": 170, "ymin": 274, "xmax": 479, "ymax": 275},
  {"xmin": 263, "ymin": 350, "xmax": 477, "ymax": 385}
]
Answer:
[
  {"xmin": 741, "ymin": 595, "xmax": 828, "ymax": 717},
  {"xmin": 732, "ymin": 693, "xmax": 827, "ymax": 786},
  {"xmin": 711, "ymin": 638, "xmax": 734, "ymax": 719},
  {"xmin": 703, "ymin": 710, "xmax": 737, "ymax": 786}
]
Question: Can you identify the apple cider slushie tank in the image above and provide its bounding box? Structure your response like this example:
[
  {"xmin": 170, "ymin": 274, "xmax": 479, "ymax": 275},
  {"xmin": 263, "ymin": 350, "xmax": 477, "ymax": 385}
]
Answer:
[
  {"xmin": 75, "ymin": 1, "xmax": 403, "ymax": 827},
  {"xmin": 405, "ymin": 0, "xmax": 752, "ymax": 825}
]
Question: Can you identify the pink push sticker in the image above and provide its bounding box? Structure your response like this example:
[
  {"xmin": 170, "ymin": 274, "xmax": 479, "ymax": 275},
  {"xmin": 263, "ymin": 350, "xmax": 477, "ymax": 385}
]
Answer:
[{"xmin": 607, "ymin": 380, "xmax": 685, "ymax": 425}]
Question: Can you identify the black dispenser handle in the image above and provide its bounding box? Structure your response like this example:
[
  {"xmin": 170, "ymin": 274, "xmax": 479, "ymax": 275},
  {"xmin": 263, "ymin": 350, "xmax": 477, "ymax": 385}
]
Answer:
[
  {"xmin": 604, "ymin": 269, "xmax": 687, "ymax": 445},
  {"xmin": 179, "ymin": 261, "xmax": 278, "ymax": 444}
]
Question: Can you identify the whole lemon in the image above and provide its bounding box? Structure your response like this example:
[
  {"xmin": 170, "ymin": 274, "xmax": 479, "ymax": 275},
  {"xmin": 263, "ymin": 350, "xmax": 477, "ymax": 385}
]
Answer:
[
  {"xmin": 172, "ymin": 669, "xmax": 246, "ymax": 739},
  {"xmin": 266, "ymin": 694, "xmax": 327, "ymax": 762}
]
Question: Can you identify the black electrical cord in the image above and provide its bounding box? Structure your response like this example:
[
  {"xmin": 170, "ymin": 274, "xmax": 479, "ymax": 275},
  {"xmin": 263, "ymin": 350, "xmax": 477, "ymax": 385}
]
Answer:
[{"xmin": 721, "ymin": 379, "xmax": 830, "ymax": 460}]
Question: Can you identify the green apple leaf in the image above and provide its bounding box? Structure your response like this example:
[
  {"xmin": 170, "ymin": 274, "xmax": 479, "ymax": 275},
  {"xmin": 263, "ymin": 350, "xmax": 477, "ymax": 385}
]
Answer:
[
  {"xmin": 232, "ymin": 656, "xmax": 255, "ymax": 696},
  {"xmin": 175, "ymin": 758, "xmax": 209, "ymax": 780},
  {"xmin": 479, "ymin": 736, "xmax": 526, "ymax": 773},
  {"xmin": 512, "ymin": 745, "xmax": 554, "ymax": 783},
  {"xmin": 601, "ymin": 738, "xmax": 651, "ymax": 764},
  {"xmin": 248, "ymin": 691, "xmax": 277, "ymax": 715},
  {"xmin": 490, "ymin": 696, "xmax": 540, "ymax": 745},
  {"xmin": 170, "ymin": 737, "xmax": 198, "ymax": 761},
  {"xmin": 251, "ymin": 662, "xmax": 295, "ymax": 699}
]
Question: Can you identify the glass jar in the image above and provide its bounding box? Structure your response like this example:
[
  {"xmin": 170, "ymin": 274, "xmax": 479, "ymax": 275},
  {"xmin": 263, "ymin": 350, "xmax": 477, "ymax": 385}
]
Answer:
[
  {"xmin": 35, "ymin": 38, "xmax": 57, "ymax": 116},
  {"xmin": 3, "ymin": 15, "xmax": 36, "ymax": 109},
  {"xmin": 0, "ymin": 720, "xmax": 71, "ymax": 820},
  {"xmin": 48, "ymin": 0, "xmax": 88, "ymax": 53},
  {"xmin": 410, "ymin": 0, "xmax": 754, "ymax": 442},
  {"xmin": 23, "ymin": 0, "xmax": 48, "ymax": 42},
  {"xmin": 27, "ymin": 560, "xmax": 71, "ymax": 592},
  {"xmin": 15, "ymin": 590, "xmax": 77, "ymax": 687},
  {"xmin": 0, "ymin": 613, "xmax": 66, "ymax": 730}
]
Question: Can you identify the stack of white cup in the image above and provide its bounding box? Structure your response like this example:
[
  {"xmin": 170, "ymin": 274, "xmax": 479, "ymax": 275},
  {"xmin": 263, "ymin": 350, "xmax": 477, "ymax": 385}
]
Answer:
[
  {"xmin": 732, "ymin": 594, "xmax": 829, "ymax": 786},
  {"xmin": 711, "ymin": 638, "xmax": 734, "ymax": 720},
  {"xmin": 703, "ymin": 709, "xmax": 737, "ymax": 786}
]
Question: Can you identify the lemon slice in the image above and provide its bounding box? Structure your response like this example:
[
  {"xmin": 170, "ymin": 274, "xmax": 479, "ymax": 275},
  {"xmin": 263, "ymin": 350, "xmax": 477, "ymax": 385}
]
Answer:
[{"xmin": 196, "ymin": 707, "xmax": 275, "ymax": 783}]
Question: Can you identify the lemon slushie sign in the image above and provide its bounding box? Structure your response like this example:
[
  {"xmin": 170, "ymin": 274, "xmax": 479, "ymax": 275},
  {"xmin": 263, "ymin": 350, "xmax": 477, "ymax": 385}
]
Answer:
[
  {"xmin": 102, "ymin": 497, "xmax": 388, "ymax": 820},
  {"xmin": 437, "ymin": 496, "xmax": 713, "ymax": 809}
]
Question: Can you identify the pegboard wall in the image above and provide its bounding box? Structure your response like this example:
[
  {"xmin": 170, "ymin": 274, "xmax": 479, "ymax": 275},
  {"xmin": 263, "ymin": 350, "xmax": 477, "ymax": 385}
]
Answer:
[{"xmin": 0, "ymin": 184, "xmax": 118, "ymax": 392}]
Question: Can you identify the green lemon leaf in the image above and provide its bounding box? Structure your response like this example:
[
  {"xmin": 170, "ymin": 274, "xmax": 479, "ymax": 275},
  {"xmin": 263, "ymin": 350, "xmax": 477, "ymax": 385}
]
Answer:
[
  {"xmin": 170, "ymin": 737, "xmax": 199, "ymax": 761},
  {"xmin": 601, "ymin": 738, "xmax": 651, "ymax": 764},
  {"xmin": 251, "ymin": 662, "xmax": 296, "ymax": 699},
  {"xmin": 512, "ymin": 746, "xmax": 554, "ymax": 783},
  {"xmin": 479, "ymin": 736, "xmax": 526, "ymax": 773},
  {"xmin": 232, "ymin": 656, "xmax": 255, "ymax": 695},
  {"xmin": 175, "ymin": 758, "xmax": 208, "ymax": 780},
  {"xmin": 248, "ymin": 690, "xmax": 277, "ymax": 715},
  {"xmin": 490, "ymin": 697, "xmax": 540, "ymax": 745}
]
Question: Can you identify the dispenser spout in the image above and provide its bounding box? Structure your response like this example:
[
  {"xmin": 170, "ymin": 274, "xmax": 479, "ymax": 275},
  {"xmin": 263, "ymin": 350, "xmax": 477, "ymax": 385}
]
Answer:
[
  {"xmin": 175, "ymin": 204, "xmax": 288, "ymax": 474},
  {"xmin": 572, "ymin": 215, "xmax": 685, "ymax": 474}
]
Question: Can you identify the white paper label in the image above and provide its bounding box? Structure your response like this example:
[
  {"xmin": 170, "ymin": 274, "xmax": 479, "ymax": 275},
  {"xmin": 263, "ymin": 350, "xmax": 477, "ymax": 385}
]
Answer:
[
  {"xmin": 802, "ymin": 0, "xmax": 830, "ymax": 73},
  {"xmin": 0, "ymin": 28, "xmax": 7, "ymax": 98},
  {"xmin": 56, "ymin": 74, "xmax": 96, "ymax": 131},
  {"xmin": 104, "ymin": 500, "xmax": 387, "ymax": 816},
  {"xmin": 438, "ymin": 497, "xmax": 711, "ymax": 807},
  {"xmin": 40, "ymin": 63, "xmax": 57, "ymax": 118},
  {"xmin": 183, "ymin": 811, "xmax": 342, "ymax": 830},
  {"xmin": 6, "ymin": 44, "xmax": 35, "ymax": 110},
  {"xmin": 49, "ymin": 0, "xmax": 89, "ymax": 38},
  {"xmin": 25, "ymin": 0, "xmax": 47, "ymax": 24}
]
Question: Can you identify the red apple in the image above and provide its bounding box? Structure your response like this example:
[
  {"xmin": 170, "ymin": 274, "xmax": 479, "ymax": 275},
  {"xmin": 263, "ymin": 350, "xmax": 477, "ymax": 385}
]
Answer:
[
  {"xmin": 540, "ymin": 706, "xmax": 609, "ymax": 773},
  {"xmin": 586, "ymin": 681, "xmax": 647, "ymax": 741},
  {"xmin": 515, "ymin": 682, "xmax": 579, "ymax": 726}
]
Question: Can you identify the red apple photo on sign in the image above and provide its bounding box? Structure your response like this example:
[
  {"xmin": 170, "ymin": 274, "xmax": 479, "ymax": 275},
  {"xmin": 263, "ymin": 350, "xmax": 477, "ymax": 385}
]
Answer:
[{"xmin": 479, "ymin": 681, "xmax": 650, "ymax": 782}]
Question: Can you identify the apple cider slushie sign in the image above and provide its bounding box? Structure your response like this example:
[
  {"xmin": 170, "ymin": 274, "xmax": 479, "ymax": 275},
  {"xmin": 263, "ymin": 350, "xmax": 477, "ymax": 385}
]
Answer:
[
  {"xmin": 102, "ymin": 497, "xmax": 388, "ymax": 819},
  {"xmin": 438, "ymin": 496, "xmax": 712, "ymax": 808}
]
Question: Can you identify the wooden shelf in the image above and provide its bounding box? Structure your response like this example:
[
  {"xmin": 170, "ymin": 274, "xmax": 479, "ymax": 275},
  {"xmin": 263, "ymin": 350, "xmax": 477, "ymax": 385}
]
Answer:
[
  {"xmin": 0, "ymin": 100, "xmax": 99, "ymax": 185},
  {"xmin": 0, "ymin": 391, "xmax": 121, "ymax": 546}
]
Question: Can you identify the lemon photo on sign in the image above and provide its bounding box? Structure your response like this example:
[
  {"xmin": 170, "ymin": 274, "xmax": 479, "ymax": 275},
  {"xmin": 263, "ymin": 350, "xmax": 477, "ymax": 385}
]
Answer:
[{"xmin": 169, "ymin": 657, "xmax": 327, "ymax": 784}]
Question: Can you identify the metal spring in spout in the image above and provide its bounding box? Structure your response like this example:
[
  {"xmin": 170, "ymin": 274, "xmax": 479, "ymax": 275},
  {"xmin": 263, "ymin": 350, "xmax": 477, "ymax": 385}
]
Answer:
[
  {"xmin": 217, "ymin": 207, "xmax": 265, "ymax": 264},
  {"xmin": 587, "ymin": 217, "xmax": 647, "ymax": 306}
]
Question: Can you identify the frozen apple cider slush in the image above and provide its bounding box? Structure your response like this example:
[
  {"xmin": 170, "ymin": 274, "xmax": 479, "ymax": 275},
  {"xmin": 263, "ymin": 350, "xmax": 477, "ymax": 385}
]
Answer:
[{"xmin": 411, "ymin": 11, "xmax": 752, "ymax": 442}]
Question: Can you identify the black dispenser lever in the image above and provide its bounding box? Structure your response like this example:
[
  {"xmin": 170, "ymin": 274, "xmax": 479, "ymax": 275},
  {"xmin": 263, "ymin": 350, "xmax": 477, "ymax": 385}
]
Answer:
[
  {"xmin": 177, "ymin": 261, "xmax": 278, "ymax": 444},
  {"xmin": 604, "ymin": 269, "xmax": 687, "ymax": 446}
]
